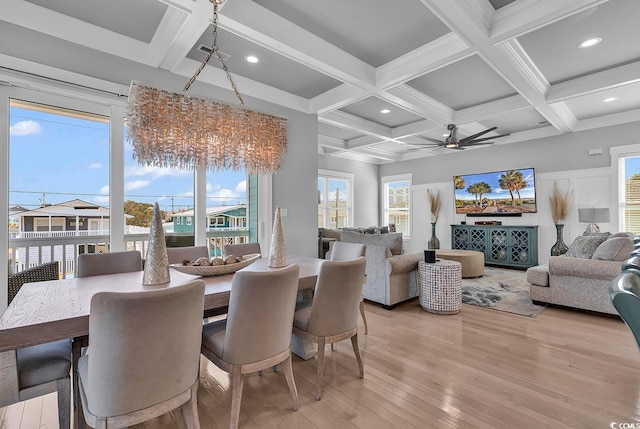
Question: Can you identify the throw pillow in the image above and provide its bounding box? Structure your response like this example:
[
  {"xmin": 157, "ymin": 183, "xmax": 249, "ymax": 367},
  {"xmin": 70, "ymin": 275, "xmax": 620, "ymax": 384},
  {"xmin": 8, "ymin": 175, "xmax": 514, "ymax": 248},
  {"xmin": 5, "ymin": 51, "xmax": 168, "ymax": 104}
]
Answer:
[
  {"xmin": 565, "ymin": 234, "xmax": 610, "ymax": 259},
  {"xmin": 388, "ymin": 223, "xmax": 396, "ymax": 233},
  {"xmin": 592, "ymin": 236, "xmax": 634, "ymax": 261},
  {"xmin": 341, "ymin": 230, "xmax": 403, "ymax": 255}
]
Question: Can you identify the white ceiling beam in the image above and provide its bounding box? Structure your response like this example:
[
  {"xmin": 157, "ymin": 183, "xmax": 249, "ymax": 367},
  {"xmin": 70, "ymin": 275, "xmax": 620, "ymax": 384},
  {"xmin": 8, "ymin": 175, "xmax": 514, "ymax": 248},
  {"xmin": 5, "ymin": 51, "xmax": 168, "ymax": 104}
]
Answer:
[
  {"xmin": 490, "ymin": 0, "xmax": 609, "ymax": 44},
  {"xmin": 455, "ymin": 94, "xmax": 532, "ymax": 124},
  {"xmin": 218, "ymin": 0, "xmax": 375, "ymax": 89},
  {"xmin": 573, "ymin": 108, "xmax": 640, "ymax": 132},
  {"xmin": 547, "ymin": 61, "xmax": 640, "ymax": 103},
  {"xmin": 310, "ymin": 84, "xmax": 370, "ymax": 116},
  {"xmin": 376, "ymin": 33, "xmax": 473, "ymax": 90},
  {"xmin": 320, "ymin": 111, "xmax": 393, "ymax": 140},
  {"xmin": 381, "ymin": 85, "xmax": 453, "ymax": 125},
  {"xmin": 392, "ymin": 120, "xmax": 442, "ymax": 139}
]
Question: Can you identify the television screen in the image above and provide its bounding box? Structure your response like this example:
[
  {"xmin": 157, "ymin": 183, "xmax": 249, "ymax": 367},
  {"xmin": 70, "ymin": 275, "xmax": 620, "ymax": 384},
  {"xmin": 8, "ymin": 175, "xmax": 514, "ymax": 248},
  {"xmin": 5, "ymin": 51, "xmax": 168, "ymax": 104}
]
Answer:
[{"xmin": 453, "ymin": 168, "xmax": 537, "ymax": 215}]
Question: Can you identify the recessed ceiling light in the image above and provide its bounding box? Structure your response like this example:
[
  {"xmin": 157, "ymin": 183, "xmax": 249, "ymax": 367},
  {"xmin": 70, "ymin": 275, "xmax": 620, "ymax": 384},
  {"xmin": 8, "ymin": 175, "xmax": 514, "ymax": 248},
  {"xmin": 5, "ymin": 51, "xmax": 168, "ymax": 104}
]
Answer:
[
  {"xmin": 244, "ymin": 55, "xmax": 260, "ymax": 64},
  {"xmin": 578, "ymin": 37, "xmax": 602, "ymax": 48},
  {"xmin": 442, "ymin": 133, "xmax": 449, "ymax": 137},
  {"xmin": 603, "ymin": 97, "xmax": 617, "ymax": 102},
  {"xmin": 380, "ymin": 109, "xmax": 391, "ymax": 114}
]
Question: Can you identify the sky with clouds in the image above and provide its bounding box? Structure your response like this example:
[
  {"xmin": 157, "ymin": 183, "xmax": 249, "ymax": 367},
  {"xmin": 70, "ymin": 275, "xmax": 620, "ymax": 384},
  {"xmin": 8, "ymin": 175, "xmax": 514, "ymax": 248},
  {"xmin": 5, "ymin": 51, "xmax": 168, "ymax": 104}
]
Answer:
[{"xmin": 9, "ymin": 106, "xmax": 247, "ymax": 212}]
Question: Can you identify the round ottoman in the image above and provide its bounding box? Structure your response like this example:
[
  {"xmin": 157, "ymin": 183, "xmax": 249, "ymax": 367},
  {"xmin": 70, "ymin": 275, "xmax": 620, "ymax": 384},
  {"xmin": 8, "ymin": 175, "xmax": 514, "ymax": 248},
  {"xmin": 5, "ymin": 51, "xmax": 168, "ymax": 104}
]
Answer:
[{"xmin": 435, "ymin": 249, "xmax": 484, "ymax": 278}]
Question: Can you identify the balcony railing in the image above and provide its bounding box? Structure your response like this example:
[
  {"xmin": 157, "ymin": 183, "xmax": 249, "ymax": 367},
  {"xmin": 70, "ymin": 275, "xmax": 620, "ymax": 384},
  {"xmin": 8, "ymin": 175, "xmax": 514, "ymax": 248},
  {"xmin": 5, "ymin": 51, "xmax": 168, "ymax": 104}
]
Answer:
[{"xmin": 8, "ymin": 229, "xmax": 251, "ymax": 278}]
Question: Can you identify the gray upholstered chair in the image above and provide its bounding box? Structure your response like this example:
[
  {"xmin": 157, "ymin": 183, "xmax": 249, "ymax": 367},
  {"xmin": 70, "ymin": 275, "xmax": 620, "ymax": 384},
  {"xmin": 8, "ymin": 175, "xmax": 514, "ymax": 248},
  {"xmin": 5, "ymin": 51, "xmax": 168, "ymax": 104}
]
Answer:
[
  {"xmin": 292, "ymin": 257, "xmax": 367, "ymax": 400},
  {"xmin": 167, "ymin": 245, "xmax": 209, "ymax": 264},
  {"xmin": 76, "ymin": 250, "xmax": 142, "ymax": 278},
  {"xmin": 328, "ymin": 241, "xmax": 368, "ymax": 334},
  {"xmin": 222, "ymin": 242, "xmax": 262, "ymax": 257},
  {"xmin": 76, "ymin": 280, "xmax": 205, "ymax": 429},
  {"xmin": 610, "ymin": 257, "xmax": 640, "ymax": 351},
  {"xmin": 201, "ymin": 264, "xmax": 300, "ymax": 429},
  {"xmin": 1, "ymin": 260, "xmax": 71, "ymax": 429}
]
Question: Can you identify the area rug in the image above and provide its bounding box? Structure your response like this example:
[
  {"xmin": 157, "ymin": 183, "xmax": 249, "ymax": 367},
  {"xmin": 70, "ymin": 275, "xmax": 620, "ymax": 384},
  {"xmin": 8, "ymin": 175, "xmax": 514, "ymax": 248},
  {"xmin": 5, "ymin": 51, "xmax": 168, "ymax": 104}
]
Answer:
[{"xmin": 461, "ymin": 266, "xmax": 546, "ymax": 317}]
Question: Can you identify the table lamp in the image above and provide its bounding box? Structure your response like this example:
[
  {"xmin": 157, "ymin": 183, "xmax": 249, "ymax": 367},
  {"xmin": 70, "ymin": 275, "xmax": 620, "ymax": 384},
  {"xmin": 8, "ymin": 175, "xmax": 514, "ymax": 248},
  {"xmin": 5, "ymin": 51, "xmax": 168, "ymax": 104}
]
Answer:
[{"xmin": 578, "ymin": 208, "xmax": 610, "ymax": 234}]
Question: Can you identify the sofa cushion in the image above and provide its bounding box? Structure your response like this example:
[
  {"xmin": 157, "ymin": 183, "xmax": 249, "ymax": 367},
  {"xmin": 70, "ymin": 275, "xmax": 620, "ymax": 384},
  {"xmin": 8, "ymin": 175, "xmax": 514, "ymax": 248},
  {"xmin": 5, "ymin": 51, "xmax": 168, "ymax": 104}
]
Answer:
[
  {"xmin": 592, "ymin": 236, "xmax": 634, "ymax": 261},
  {"xmin": 341, "ymin": 230, "xmax": 403, "ymax": 255},
  {"xmin": 565, "ymin": 234, "xmax": 609, "ymax": 259},
  {"xmin": 526, "ymin": 264, "xmax": 549, "ymax": 287}
]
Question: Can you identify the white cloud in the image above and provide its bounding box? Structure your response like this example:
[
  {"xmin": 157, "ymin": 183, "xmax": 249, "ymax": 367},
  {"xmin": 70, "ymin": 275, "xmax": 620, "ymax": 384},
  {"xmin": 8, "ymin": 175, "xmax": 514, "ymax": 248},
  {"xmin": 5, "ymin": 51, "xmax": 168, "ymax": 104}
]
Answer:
[
  {"xmin": 177, "ymin": 191, "xmax": 194, "ymax": 198},
  {"xmin": 236, "ymin": 180, "xmax": 246, "ymax": 193},
  {"xmin": 10, "ymin": 120, "xmax": 42, "ymax": 136},
  {"xmin": 124, "ymin": 165, "xmax": 191, "ymax": 178},
  {"xmin": 125, "ymin": 180, "xmax": 150, "ymax": 191},
  {"xmin": 158, "ymin": 195, "xmax": 167, "ymax": 201},
  {"xmin": 99, "ymin": 185, "xmax": 109, "ymax": 195},
  {"xmin": 94, "ymin": 195, "xmax": 109, "ymax": 204},
  {"xmin": 88, "ymin": 162, "xmax": 103, "ymax": 169}
]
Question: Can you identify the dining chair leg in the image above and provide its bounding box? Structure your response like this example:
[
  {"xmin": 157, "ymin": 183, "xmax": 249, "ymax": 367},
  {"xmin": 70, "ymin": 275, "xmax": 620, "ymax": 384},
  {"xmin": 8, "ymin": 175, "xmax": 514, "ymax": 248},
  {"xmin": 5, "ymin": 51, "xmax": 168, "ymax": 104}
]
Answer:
[
  {"xmin": 181, "ymin": 382, "xmax": 201, "ymax": 429},
  {"xmin": 57, "ymin": 376, "xmax": 71, "ymax": 429},
  {"xmin": 315, "ymin": 337, "xmax": 326, "ymax": 400},
  {"xmin": 76, "ymin": 380, "xmax": 87, "ymax": 429},
  {"xmin": 282, "ymin": 353, "xmax": 299, "ymax": 410},
  {"xmin": 230, "ymin": 366, "xmax": 244, "ymax": 429},
  {"xmin": 359, "ymin": 297, "xmax": 368, "ymax": 335},
  {"xmin": 350, "ymin": 334, "xmax": 364, "ymax": 379}
]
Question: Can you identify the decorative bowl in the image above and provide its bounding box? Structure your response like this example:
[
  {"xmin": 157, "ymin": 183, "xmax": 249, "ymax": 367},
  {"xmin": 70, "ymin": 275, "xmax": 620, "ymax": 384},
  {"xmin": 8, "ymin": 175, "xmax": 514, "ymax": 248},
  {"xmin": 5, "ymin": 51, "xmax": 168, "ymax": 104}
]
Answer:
[{"xmin": 170, "ymin": 253, "xmax": 260, "ymax": 276}]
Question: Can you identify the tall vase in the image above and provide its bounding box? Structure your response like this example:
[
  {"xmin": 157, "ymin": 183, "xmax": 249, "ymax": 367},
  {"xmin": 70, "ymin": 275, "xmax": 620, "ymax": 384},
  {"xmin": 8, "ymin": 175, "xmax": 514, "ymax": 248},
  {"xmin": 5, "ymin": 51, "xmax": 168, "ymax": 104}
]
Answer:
[
  {"xmin": 142, "ymin": 202, "xmax": 170, "ymax": 285},
  {"xmin": 268, "ymin": 206, "xmax": 287, "ymax": 268},
  {"xmin": 428, "ymin": 222, "xmax": 440, "ymax": 250},
  {"xmin": 550, "ymin": 223, "xmax": 568, "ymax": 256}
]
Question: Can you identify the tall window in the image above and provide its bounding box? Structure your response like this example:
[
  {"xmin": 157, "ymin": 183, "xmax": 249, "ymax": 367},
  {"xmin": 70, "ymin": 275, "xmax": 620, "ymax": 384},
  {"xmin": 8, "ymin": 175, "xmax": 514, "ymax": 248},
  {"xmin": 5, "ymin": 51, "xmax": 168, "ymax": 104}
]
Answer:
[
  {"xmin": 382, "ymin": 174, "xmax": 411, "ymax": 238},
  {"xmin": 615, "ymin": 149, "xmax": 640, "ymax": 234},
  {"xmin": 318, "ymin": 170, "xmax": 353, "ymax": 228},
  {"xmin": 9, "ymin": 99, "xmax": 110, "ymax": 272}
]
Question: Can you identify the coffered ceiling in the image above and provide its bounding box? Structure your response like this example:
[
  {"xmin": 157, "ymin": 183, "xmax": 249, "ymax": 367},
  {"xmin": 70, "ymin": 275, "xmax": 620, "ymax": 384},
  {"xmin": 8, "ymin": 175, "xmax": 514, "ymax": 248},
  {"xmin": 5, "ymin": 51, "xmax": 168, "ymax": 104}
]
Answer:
[{"xmin": 2, "ymin": 0, "xmax": 639, "ymax": 164}]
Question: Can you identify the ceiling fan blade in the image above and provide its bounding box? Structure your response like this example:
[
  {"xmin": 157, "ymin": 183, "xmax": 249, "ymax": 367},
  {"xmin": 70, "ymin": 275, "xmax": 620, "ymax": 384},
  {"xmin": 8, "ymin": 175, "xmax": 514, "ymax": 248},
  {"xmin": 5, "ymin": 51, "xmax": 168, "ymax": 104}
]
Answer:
[
  {"xmin": 467, "ymin": 133, "xmax": 510, "ymax": 144},
  {"xmin": 461, "ymin": 141, "xmax": 494, "ymax": 146},
  {"xmin": 459, "ymin": 126, "xmax": 497, "ymax": 143}
]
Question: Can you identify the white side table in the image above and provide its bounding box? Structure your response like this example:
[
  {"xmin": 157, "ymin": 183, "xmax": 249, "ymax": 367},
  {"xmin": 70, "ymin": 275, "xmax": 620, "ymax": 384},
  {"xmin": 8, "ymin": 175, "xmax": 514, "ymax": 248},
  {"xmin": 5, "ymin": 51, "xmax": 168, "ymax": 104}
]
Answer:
[{"xmin": 418, "ymin": 259, "xmax": 462, "ymax": 314}]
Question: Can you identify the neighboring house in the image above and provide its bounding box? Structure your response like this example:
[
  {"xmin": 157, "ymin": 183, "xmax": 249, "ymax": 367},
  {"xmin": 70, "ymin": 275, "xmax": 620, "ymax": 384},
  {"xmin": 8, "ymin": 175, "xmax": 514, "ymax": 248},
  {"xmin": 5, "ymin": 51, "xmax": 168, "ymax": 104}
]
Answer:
[
  {"xmin": 172, "ymin": 204, "xmax": 247, "ymax": 233},
  {"xmin": 15, "ymin": 199, "xmax": 112, "ymax": 236}
]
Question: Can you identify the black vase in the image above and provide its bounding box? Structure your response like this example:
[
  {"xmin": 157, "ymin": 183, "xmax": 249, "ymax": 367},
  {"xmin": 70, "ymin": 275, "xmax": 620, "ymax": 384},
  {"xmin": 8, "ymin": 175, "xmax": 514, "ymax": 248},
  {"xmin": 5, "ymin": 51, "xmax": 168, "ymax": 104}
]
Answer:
[{"xmin": 550, "ymin": 224, "xmax": 568, "ymax": 256}]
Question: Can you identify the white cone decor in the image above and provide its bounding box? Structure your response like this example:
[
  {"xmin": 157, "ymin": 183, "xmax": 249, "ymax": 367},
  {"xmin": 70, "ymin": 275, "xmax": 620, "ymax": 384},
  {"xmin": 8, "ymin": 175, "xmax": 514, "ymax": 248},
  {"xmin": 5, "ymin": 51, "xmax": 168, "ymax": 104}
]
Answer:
[
  {"xmin": 142, "ymin": 202, "xmax": 171, "ymax": 285},
  {"xmin": 268, "ymin": 206, "xmax": 286, "ymax": 268}
]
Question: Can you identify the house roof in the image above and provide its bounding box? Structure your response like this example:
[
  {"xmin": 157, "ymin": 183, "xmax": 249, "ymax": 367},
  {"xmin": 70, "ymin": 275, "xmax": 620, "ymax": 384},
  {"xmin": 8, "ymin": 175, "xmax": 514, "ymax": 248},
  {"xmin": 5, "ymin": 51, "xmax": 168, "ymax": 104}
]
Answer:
[
  {"xmin": 17, "ymin": 199, "xmax": 131, "ymax": 218},
  {"xmin": 1, "ymin": 0, "xmax": 637, "ymax": 164},
  {"xmin": 173, "ymin": 204, "xmax": 247, "ymax": 218}
]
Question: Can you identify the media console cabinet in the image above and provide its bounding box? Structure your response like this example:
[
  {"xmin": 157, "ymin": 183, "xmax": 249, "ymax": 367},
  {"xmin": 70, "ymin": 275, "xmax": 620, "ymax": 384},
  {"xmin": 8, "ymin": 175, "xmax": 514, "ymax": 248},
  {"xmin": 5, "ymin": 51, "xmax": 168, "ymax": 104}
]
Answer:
[{"xmin": 451, "ymin": 225, "xmax": 538, "ymax": 269}]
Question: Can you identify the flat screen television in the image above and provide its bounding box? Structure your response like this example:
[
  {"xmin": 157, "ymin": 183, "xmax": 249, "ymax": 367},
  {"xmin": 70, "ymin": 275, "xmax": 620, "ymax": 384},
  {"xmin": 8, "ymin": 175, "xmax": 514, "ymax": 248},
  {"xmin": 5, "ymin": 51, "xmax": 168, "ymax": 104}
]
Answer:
[{"xmin": 453, "ymin": 168, "xmax": 537, "ymax": 215}]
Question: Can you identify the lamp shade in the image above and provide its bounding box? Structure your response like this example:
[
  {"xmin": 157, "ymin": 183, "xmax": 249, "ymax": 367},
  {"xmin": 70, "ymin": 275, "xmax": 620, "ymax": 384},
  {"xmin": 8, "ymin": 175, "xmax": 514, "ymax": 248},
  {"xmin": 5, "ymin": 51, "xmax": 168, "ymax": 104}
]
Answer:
[{"xmin": 578, "ymin": 208, "xmax": 610, "ymax": 223}]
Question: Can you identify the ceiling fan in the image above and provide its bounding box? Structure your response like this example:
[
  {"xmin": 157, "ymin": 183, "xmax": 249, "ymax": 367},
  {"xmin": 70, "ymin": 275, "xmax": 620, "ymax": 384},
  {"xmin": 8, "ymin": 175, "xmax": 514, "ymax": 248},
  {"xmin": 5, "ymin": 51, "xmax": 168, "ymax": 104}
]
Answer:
[{"xmin": 412, "ymin": 124, "xmax": 510, "ymax": 150}]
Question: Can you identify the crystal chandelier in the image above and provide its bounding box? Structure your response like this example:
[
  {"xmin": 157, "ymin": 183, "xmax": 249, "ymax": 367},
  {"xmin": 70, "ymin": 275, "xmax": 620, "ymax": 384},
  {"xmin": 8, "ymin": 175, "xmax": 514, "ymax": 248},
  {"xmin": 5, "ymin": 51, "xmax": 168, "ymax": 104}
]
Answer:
[{"xmin": 127, "ymin": 0, "xmax": 287, "ymax": 174}]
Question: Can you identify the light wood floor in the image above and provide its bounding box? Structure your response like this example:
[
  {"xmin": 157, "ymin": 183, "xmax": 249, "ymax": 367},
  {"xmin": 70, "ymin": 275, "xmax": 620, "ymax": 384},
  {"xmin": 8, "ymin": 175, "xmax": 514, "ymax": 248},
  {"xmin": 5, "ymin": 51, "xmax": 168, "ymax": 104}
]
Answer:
[{"xmin": 3, "ymin": 301, "xmax": 640, "ymax": 429}]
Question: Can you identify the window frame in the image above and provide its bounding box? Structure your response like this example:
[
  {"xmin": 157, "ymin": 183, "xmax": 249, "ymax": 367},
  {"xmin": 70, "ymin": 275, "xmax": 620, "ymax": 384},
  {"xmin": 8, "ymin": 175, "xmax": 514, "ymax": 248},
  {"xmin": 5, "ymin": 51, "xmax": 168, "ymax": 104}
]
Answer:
[
  {"xmin": 611, "ymin": 144, "xmax": 640, "ymax": 233},
  {"xmin": 318, "ymin": 169, "xmax": 354, "ymax": 229},
  {"xmin": 381, "ymin": 174, "xmax": 412, "ymax": 240}
]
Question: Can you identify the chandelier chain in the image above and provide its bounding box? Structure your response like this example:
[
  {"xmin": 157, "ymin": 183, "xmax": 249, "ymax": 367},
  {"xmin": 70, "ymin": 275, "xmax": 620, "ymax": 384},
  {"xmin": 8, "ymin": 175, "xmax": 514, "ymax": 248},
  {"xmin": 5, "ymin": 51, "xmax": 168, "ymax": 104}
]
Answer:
[{"xmin": 183, "ymin": 3, "xmax": 244, "ymax": 105}]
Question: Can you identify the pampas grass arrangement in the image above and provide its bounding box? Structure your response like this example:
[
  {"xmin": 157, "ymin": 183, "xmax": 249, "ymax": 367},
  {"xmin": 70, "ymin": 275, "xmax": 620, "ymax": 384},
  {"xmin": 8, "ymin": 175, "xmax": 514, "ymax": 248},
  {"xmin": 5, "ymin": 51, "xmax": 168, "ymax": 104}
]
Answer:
[
  {"xmin": 427, "ymin": 189, "xmax": 442, "ymax": 223},
  {"xmin": 549, "ymin": 182, "xmax": 572, "ymax": 224}
]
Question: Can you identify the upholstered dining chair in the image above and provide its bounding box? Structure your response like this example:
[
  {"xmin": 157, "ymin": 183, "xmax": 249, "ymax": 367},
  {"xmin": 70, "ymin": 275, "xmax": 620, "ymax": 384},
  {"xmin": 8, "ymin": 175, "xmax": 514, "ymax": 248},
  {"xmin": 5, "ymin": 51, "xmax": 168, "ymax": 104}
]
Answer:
[
  {"xmin": 201, "ymin": 264, "xmax": 300, "ymax": 429},
  {"xmin": 76, "ymin": 250, "xmax": 142, "ymax": 278},
  {"xmin": 167, "ymin": 245, "xmax": 210, "ymax": 264},
  {"xmin": 222, "ymin": 242, "xmax": 262, "ymax": 257},
  {"xmin": 1, "ymin": 260, "xmax": 72, "ymax": 429},
  {"xmin": 327, "ymin": 241, "xmax": 368, "ymax": 334},
  {"xmin": 292, "ymin": 257, "xmax": 367, "ymax": 400},
  {"xmin": 76, "ymin": 280, "xmax": 205, "ymax": 429}
]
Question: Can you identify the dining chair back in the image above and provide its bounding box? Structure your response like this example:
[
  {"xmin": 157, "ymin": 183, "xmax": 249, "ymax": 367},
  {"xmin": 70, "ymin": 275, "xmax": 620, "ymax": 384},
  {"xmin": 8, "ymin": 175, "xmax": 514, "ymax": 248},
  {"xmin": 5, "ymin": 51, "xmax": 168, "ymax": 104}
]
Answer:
[
  {"xmin": 292, "ymin": 257, "xmax": 366, "ymax": 400},
  {"xmin": 201, "ymin": 264, "xmax": 300, "ymax": 429},
  {"xmin": 167, "ymin": 245, "xmax": 209, "ymax": 264},
  {"xmin": 77, "ymin": 280, "xmax": 205, "ymax": 429},
  {"xmin": 1, "ymin": 260, "xmax": 71, "ymax": 429},
  {"xmin": 76, "ymin": 250, "xmax": 142, "ymax": 278},
  {"xmin": 223, "ymin": 242, "xmax": 262, "ymax": 257},
  {"xmin": 611, "ymin": 259, "xmax": 640, "ymax": 351},
  {"xmin": 328, "ymin": 242, "xmax": 369, "ymax": 334}
]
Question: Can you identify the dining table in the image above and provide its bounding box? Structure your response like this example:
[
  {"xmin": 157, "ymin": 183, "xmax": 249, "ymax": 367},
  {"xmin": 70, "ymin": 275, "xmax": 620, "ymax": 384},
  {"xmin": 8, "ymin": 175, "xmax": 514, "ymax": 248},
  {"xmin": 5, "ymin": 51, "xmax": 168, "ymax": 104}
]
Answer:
[{"xmin": 0, "ymin": 255, "xmax": 323, "ymax": 411}]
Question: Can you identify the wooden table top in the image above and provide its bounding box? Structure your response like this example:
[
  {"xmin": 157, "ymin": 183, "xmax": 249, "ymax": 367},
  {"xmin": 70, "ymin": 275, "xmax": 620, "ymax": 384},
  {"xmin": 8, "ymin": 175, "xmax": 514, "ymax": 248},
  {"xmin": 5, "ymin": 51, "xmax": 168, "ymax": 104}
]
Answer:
[{"xmin": 0, "ymin": 255, "xmax": 323, "ymax": 352}]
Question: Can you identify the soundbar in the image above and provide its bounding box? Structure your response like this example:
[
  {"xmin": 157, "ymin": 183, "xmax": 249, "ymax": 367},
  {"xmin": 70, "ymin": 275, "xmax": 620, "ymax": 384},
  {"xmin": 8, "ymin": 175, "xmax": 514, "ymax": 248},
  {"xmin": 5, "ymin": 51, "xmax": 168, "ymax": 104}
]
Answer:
[{"xmin": 474, "ymin": 221, "xmax": 502, "ymax": 226}]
